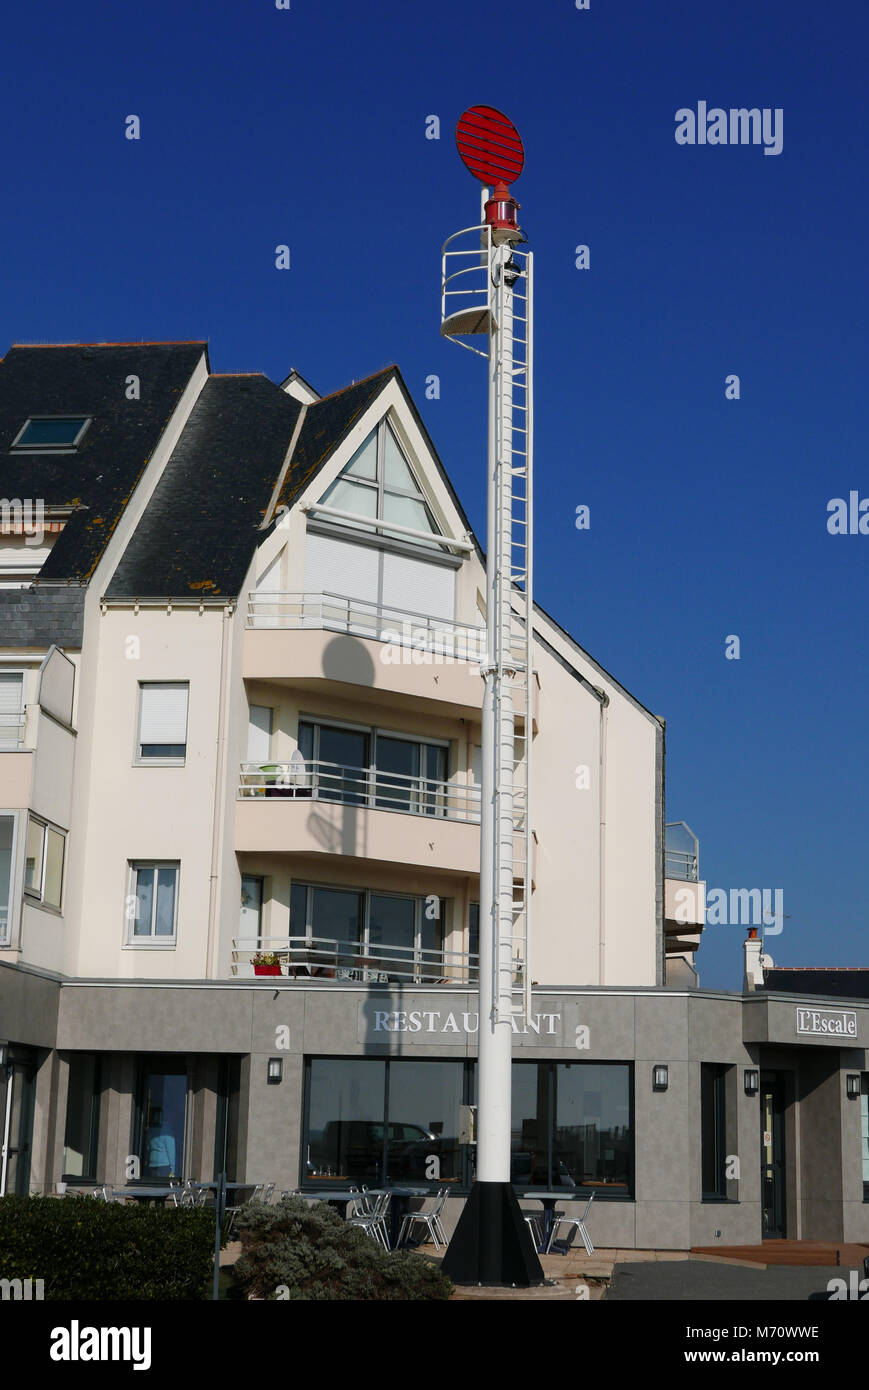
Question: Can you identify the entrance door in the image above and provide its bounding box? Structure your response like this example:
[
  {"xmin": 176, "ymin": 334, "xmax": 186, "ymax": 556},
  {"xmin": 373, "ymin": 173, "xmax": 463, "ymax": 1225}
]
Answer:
[
  {"xmin": 760, "ymin": 1071, "xmax": 787, "ymax": 1238},
  {"xmin": 0, "ymin": 1055, "xmax": 37, "ymax": 1196}
]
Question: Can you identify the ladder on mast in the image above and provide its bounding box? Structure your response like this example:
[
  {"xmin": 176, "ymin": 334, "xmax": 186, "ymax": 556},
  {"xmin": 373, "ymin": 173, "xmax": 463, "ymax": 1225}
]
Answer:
[{"xmin": 441, "ymin": 221, "xmax": 534, "ymax": 1022}]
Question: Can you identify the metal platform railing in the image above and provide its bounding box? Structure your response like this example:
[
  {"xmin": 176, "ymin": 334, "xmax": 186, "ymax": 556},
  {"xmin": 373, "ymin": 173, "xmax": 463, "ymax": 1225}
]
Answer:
[
  {"xmin": 231, "ymin": 934, "xmax": 479, "ymax": 985},
  {"xmin": 237, "ymin": 757, "xmax": 527, "ymax": 828}
]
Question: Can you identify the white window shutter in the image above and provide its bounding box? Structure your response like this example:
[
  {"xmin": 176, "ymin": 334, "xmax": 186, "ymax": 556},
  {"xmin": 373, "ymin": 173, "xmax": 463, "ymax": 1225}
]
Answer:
[
  {"xmin": 381, "ymin": 552, "xmax": 455, "ymax": 621},
  {"xmin": 139, "ymin": 684, "xmax": 189, "ymax": 745},
  {"xmin": 247, "ymin": 706, "xmax": 272, "ymax": 762},
  {"xmin": 305, "ymin": 533, "xmax": 380, "ymax": 605}
]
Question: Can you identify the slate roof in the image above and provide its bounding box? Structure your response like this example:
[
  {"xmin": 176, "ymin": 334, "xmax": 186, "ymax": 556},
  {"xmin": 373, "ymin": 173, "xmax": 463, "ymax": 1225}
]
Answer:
[
  {"xmin": 0, "ymin": 346, "xmax": 479, "ymax": 611},
  {"xmin": 105, "ymin": 375, "xmax": 303, "ymax": 599},
  {"xmin": 761, "ymin": 969, "xmax": 869, "ymax": 1001},
  {"xmin": 0, "ymin": 587, "xmax": 86, "ymax": 647},
  {"xmin": 0, "ymin": 342, "xmax": 207, "ymax": 583}
]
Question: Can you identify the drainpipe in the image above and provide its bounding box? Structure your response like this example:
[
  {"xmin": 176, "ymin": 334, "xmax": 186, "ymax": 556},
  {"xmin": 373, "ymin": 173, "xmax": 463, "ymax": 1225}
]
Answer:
[
  {"xmin": 206, "ymin": 603, "xmax": 233, "ymax": 978},
  {"xmin": 597, "ymin": 691, "xmax": 610, "ymax": 985}
]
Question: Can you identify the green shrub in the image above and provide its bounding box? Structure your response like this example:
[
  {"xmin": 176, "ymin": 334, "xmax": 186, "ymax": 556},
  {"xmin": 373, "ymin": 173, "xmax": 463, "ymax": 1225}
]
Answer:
[
  {"xmin": 230, "ymin": 1197, "xmax": 452, "ymax": 1301},
  {"xmin": 0, "ymin": 1195, "xmax": 215, "ymax": 1300}
]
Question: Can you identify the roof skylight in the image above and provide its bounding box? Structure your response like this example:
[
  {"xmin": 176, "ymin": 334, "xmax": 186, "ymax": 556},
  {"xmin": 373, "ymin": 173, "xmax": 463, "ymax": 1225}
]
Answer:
[{"xmin": 10, "ymin": 417, "xmax": 91, "ymax": 451}]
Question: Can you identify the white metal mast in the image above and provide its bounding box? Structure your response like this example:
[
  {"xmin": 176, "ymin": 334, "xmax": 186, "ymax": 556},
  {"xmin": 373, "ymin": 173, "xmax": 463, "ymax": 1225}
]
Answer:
[{"xmin": 441, "ymin": 109, "xmax": 535, "ymax": 1211}]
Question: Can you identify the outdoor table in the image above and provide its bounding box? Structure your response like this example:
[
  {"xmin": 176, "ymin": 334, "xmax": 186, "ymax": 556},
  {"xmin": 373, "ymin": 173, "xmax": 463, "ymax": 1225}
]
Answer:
[
  {"xmin": 303, "ymin": 1186, "xmax": 361, "ymax": 1219},
  {"xmin": 111, "ymin": 1186, "xmax": 174, "ymax": 1205},
  {"xmin": 304, "ymin": 1184, "xmax": 429, "ymax": 1247},
  {"xmin": 519, "ymin": 1190, "xmax": 579, "ymax": 1253},
  {"xmin": 382, "ymin": 1185, "xmax": 431, "ymax": 1249}
]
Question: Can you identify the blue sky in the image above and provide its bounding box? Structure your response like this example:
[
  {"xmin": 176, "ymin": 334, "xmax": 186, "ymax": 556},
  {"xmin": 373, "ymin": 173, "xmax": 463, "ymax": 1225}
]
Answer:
[{"xmin": 2, "ymin": 0, "xmax": 867, "ymax": 989}]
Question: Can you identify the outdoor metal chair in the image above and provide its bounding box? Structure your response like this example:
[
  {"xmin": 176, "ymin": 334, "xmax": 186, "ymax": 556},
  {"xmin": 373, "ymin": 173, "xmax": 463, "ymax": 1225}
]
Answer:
[
  {"xmin": 348, "ymin": 1184, "xmax": 375, "ymax": 1216},
  {"xmin": 545, "ymin": 1190, "xmax": 596, "ymax": 1255},
  {"xmin": 396, "ymin": 1187, "xmax": 450, "ymax": 1250},
  {"xmin": 521, "ymin": 1212, "xmax": 542, "ymax": 1247},
  {"xmin": 348, "ymin": 1190, "xmax": 391, "ymax": 1249}
]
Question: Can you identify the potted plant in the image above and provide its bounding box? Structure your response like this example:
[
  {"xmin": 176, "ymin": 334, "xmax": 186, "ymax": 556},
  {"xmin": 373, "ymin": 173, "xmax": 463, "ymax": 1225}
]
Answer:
[{"xmin": 252, "ymin": 952, "xmax": 282, "ymax": 977}]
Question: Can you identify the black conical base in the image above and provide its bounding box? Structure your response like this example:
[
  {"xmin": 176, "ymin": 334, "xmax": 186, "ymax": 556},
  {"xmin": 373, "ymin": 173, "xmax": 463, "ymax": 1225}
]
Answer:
[{"xmin": 440, "ymin": 1181, "xmax": 545, "ymax": 1286}]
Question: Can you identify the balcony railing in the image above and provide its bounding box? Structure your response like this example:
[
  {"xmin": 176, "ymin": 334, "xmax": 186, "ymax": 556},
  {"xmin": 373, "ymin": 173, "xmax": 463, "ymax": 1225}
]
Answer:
[
  {"xmin": 231, "ymin": 934, "xmax": 479, "ymax": 985},
  {"xmin": 665, "ymin": 821, "xmax": 700, "ymax": 882},
  {"xmin": 0, "ymin": 713, "xmax": 26, "ymax": 749},
  {"xmin": 238, "ymin": 757, "xmax": 529, "ymax": 826},
  {"xmin": 246, "ymin": 589, "xmax": 533, "ymax": 666}
]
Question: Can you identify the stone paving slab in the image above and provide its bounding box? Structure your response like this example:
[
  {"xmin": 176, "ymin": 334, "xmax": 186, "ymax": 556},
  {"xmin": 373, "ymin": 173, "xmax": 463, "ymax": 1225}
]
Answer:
[{"xmin": 607, "ymin": 1260, "xmax": 845, "ymax": 1301}]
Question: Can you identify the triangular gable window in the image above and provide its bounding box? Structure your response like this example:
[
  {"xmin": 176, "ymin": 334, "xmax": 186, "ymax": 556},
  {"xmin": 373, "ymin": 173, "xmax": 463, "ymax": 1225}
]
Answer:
[{"xmin": 318, "ymin": 421, "xmax": 445, "ymax": 550}]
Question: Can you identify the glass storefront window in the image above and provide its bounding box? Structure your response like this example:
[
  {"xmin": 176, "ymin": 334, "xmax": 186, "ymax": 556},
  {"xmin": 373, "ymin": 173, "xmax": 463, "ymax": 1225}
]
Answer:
[
  {"xmin": 701, "ymin": 1064, "xmax": 728, "ymax": 1199},
  {"xmin": 62, "ymin": 1054, "xmax": 101, "ymax": 1180},
  {"xmin": 511, "ymin": 1061, "xmax": 633, "ymax": 1195},
  {"xmin": 304, "ymin": 1057, "xmax": 470, "ymax": 1188},
  {"xmin": 306, "ymin": 1058, "xmax": 387, "ymax": 1183},
  {"xmin": 386, "ymin": 1061, "xmax": 464, "ymax": 1183},
  {"xmin": 133, "ymin": 1059, "xmax": 188, "ymax": 1180},
  {"xmin": 554, "ymin": 1063, "xmax": 632, "ymax": 1191},
  {"xmin": 303, "ymin": 1057, "xmax": 632, "ymax": 1194}
]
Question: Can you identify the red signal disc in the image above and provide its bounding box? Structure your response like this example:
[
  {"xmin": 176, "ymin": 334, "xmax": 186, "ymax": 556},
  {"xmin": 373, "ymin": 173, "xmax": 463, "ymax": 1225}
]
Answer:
[{"xmin": 456, "ymin": 105, "xmax": 524, "ymax": 185}]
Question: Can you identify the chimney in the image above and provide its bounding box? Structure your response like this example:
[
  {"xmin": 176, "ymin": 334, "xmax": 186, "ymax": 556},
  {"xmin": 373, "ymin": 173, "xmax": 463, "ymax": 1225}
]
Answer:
[{"xmin": 743, "ymin": 927, "xmax": 766, "ymax": 992}]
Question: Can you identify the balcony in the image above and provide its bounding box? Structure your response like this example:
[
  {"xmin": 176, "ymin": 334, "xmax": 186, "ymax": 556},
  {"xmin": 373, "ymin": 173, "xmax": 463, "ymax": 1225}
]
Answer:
[
  {"xmin": 664, "ymin": 821, "xmax": 705, "ymax": 959},
  {"xmin": 242, "ymin": 591, "xmax": 537, "ymax": 724},
  {"xmin": 230, "ymin": 934, "xmax": 478, "ymax": 985},
  {"xmin": 236, "ymin": 758, "xmax": 483, "ymax": 875},
  {"xmin": 235, "ymin": 758, "xmax": 531, "ymax": 879},
  {"xmin": 0, "ymin": 713, "xmax": 34, "ymax": 808}
]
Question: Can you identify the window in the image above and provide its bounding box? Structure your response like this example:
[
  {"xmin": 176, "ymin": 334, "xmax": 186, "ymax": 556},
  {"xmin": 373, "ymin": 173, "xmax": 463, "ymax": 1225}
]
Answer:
[
  {"xmin": 214, "ymin": 1057, "xmax": 242, "ymax": 1183},
  {"xmin": 0, "ymin": 813, "xmax": 16, "ymax": 943},
  {"xmin": 290, "ymin": 882, "xmax": 444, "ymax": 982},
  {"xmin": 303, "ymin": 1057, "xmax": 470, "ymax": 1187},
  {"xmin": 319, "ymin": 421, "xmax": 446, "ymax": 551},
  {"xmin": 861, "ymin": 1075, "xmax": 868, "ymax": 1202},
  {"xmin": 62, "ymin": 1055, "xmax": 102, "ymax": 1181},
  {"xmin": 131, "ymin": 1058, "xmax": 188, "ymax": 1180},
  {"xmin": 239, "ymin": 874, "xmax": 263, "ymax": 950},
  {"xmin": 137, "ymin": 682, "xmax": 189, "ymax": 762},
  {"xmin": 701, "ymin": 1063, "xmax": 729, "ymax": 1200},
  {"xmin": 127, "ymin": 862, "xmax": 179, "ymax": 944},
  {"xmin": 511, "ymin": 1062, "xmax": 633, "ymax": 1195},
  {"xmin": 11, "ymin": 417, "xmax": 91, "ymax": 451},
  {"xmin": 23, "ymin": 815, "xmax": 65, "ymax": 910},
  {"xmin": 296, "ymin": 718, "xmax": 449, "ymax": 816},
  {"xmin": 0, "ymin": 672, "xmax": 24, "ymax": 746},
  {"xmin": 469, "ymin": 902, "xmax": 479, "ymax": 962}
]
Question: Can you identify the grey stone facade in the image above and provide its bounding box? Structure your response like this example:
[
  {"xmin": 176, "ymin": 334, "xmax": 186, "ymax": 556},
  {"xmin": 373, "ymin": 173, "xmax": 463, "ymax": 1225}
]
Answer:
[{"xmin": 3, "ymin": 966, "xmax": 868, "ymax": 1250}]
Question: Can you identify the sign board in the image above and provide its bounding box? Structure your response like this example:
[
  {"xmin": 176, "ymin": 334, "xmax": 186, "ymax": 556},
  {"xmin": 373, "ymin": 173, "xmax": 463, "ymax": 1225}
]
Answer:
[{"xmin": 795, "ymin": 1007, "xmax": 857, "ymax": 1038}]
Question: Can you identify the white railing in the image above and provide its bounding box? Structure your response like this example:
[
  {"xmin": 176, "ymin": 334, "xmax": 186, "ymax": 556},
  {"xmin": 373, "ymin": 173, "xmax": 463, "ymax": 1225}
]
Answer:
[
  {"xmin": 231, "ymin": 934, "xmax": 479, "ymax": 985},
  {"xmin": 238, "ymin": 757, "xmax": 530, "ymax": 825},
  {"xmin": 246, "ymin": 589, "xmax": 524, "ymax": 664},
  {"xmin": 665, "ymin": 847, "xmax": 699, "ymax": 882},
  {"xmin": 0, "ymin": 714, "xmax": 27, "ymax": 749}
]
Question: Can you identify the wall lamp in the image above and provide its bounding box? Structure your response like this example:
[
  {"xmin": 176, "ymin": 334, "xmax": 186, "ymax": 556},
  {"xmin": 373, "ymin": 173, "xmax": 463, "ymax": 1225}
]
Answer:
[
  {"xmin": 267, "ymin": 1057, "xmax": 283, "ymax": 1085},
  {"xmin": 652, "ymin": 1065, "xmax": 669, "ymax": 1092},
  {"xmin": 744, "ymin": 1069, "xmax": 759, "ymax": 1096},
  {"xmin": 846, "ymin": 1074, "xmax": 861, "ymax": 1100}
]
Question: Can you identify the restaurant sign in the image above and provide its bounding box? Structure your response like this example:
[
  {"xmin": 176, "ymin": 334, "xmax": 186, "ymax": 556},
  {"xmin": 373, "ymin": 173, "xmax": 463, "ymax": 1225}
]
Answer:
[
  {"xmin": 358, "ymin": 1005, "xmax": 562, "ymax": 1043},
  {"xmin": 795, "ymin": 1007, "xmax": 857, "ymax": 1039}
]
